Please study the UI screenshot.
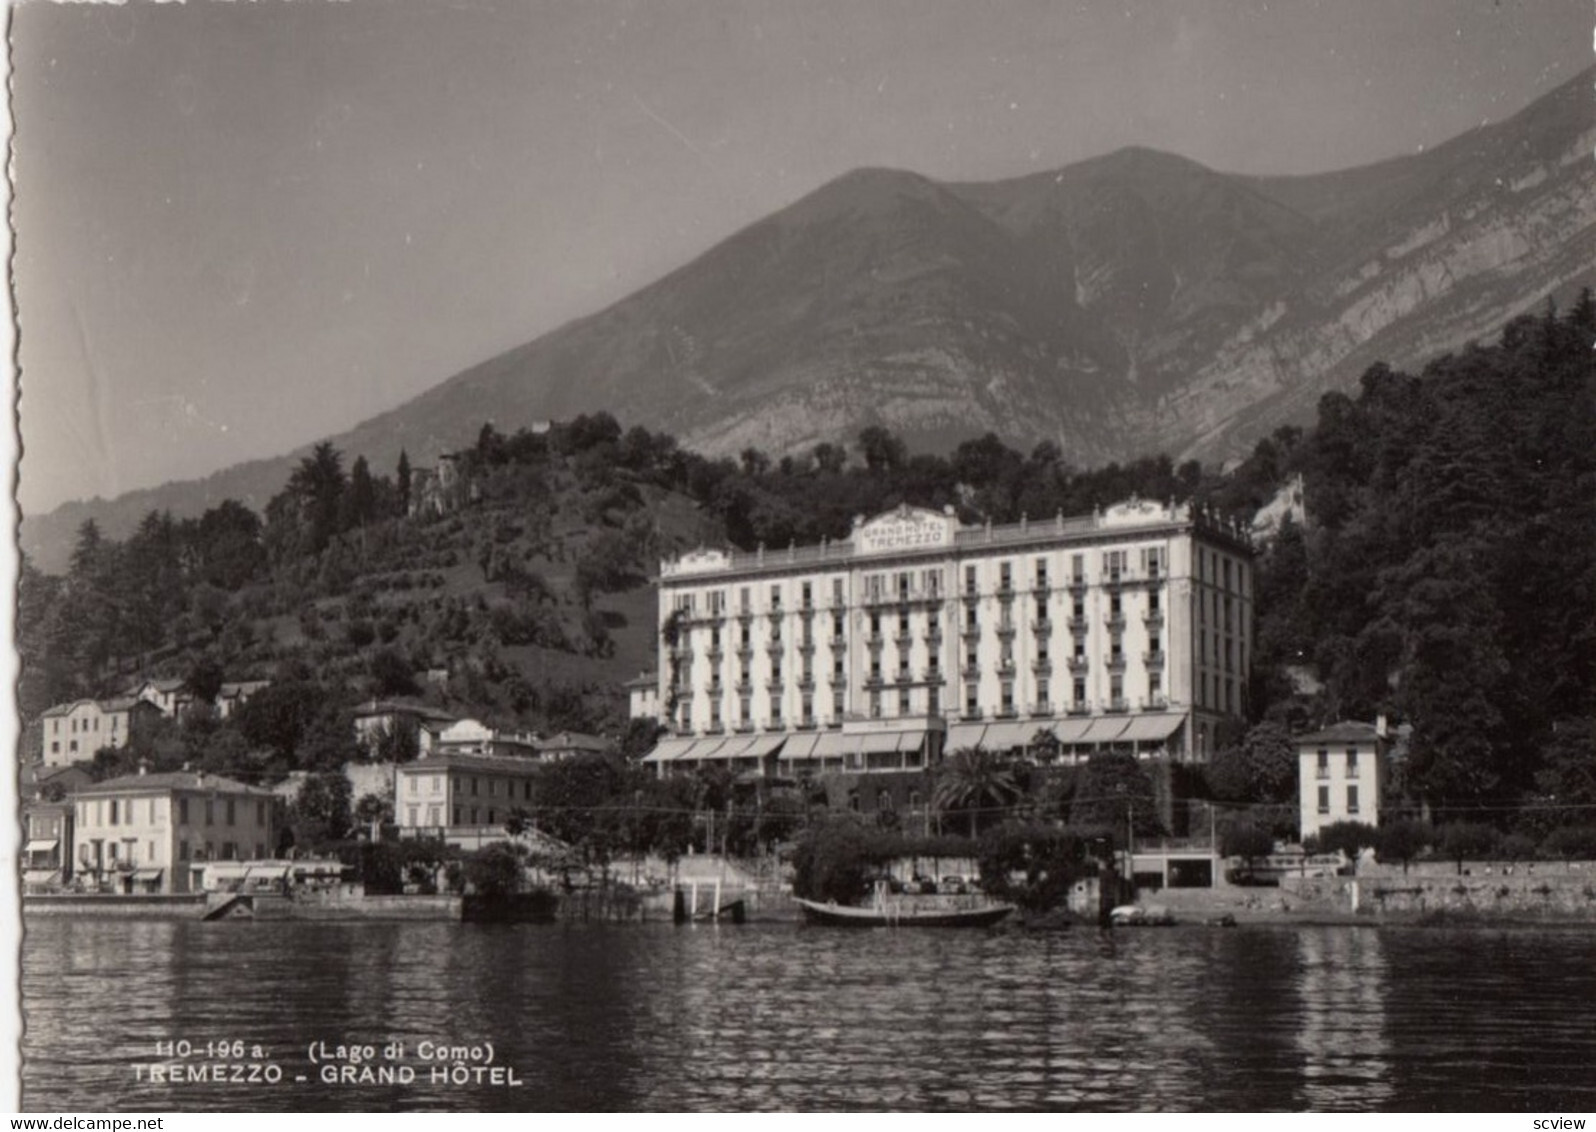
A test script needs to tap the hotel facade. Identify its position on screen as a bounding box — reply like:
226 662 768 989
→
643 499 1253 777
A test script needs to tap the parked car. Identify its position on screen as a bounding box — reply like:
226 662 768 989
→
907 874 938 895
940 874 968 895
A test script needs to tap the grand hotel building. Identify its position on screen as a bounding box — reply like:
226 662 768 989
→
642 499 1252 778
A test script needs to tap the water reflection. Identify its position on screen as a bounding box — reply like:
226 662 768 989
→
20 919 1596 1111
1294 928 1391 1110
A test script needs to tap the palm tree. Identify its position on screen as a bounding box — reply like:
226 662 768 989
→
933 747 1022 839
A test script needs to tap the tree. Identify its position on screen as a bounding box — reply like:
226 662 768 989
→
353 792 393 838
1069 753 1165 838
812 443 847 474
1206 722 1297 804
857 426 906 472
183 657 227 707
933 748 1022 838
791 817 890 904
1219 822 1276 870
464 842 523 897
1377 819 1432 874
1437 821 1499 875
396 449 413 516
292 772 353 848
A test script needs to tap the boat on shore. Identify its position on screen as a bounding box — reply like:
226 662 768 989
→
795 884 1016 928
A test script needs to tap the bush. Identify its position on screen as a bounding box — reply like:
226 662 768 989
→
1499 833 1539 861
1220 822 1276 864
790 819 894 904
1314 820 1380 859
975 823 1091 911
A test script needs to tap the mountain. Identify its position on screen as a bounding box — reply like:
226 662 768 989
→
22 68 1595 572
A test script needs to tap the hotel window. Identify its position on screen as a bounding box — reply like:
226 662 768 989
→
897 572 911 600
1149 590 1161 615
1144 547 1164 578
453 806 462 825
429 806 441 826
470 808 479 825
1317 749 1330 778
1073 677 1086 705
258 801 267 824
226 800 236 826
179 840 190 861
1037 678 1050 706
488 810 496 826
408 805 419 826
832 613 844 638
772 659 783 683
1317 786 1330 815
870 657 882 681
770 695 783 725
966 606 978 631
471 778 479 797
1149 672 1162 700
927 686 940 715
710 628 721 650
869 691 882 719
1001 683 1014 714
802 582 813 609
965 685 978 716
109 800 119 826
740 587 752 613
769 585 782 610
1072 597 1085 620
870 612 882 639
832 691 845 718
179 798 189 824
802 694 814 724
1035 557 1048 588
205 801 214 827
1346 749 1359 777
710 702 722 728
964 565 977 595
833 656 844 680
965 645 977 671
898 610 910 635
1110 676 1124 705
924 569 942 598
928 653 940 674
898 688 911 715
1105 550 1125 582
740 696 753 723
1346 785 1360 814
832 578 844 604
999 562 1012 591
1110 593 1122 617
741 623 752 647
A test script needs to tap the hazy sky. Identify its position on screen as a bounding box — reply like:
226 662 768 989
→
9 0 1590 514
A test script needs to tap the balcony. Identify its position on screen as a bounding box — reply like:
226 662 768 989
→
798 673 816 690
1032 618 1052 635
866 672 886 688
1104 611 1126 631
997 658 1017 675
996 620 1018 638
1029 702 1052 716
921 670 945 685
924 629 944 647
997 578 1014 596
829 636 848 652
1032 578 1050 595
796 717 818 731
961 625 982 643
1144 694 1169 710
960 708 985 722
1106 697 1129 713
894 632 914 650
736 643 754 659
1144 650 1166 668
733 720 755 734
961 664 982 680
735 678 753 693
707 645 724 663
995 705 1019 720
1316 766 1331 780
705 722 726 735
962 590 980 604
1106 652 1128 671
895 670 913 685
1032 658 1053 675
1144 609 1166 628
1068 616 1088 635
1066 655 1090 673
1067 575 1087 593
1066 702 1091 716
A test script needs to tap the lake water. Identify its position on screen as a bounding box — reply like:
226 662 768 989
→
20 918 1596 1111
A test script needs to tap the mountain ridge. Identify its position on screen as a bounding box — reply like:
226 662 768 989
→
22 66 1595 572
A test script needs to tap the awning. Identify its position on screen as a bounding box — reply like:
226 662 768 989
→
1052 718 1095 744
780 733 822 761
945 723 987 750
982 721 1039 749
22 869 58 884
858 729 924 755
1118 713 1187 743
743 735 787 759
131 868 164 881
24 839 58 854
696 735 753 760
641 737 698 764
811 732 857 759
1080 717 1132 742
245 864 292 880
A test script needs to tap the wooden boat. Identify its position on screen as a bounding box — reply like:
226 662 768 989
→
795 886 1016 928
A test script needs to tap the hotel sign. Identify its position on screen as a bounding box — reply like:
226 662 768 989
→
855 506 956 556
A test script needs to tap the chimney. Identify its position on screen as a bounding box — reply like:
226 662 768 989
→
1376 713 1389 740
196 771 206 788
138 761 147 777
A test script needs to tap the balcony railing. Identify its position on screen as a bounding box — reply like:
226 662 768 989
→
1144 650 1166 668
1032 659 1053 675
1106 652 1128 671
1106 697 1129 713
1068 616 1088 634
1144 609 1166 627
1029 702 1052 716
1066 702 1091 716
1033 618 1052 635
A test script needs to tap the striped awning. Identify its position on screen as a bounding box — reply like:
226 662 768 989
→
1118 713 1187 743
945 722 987 749
1052 718 1095 744
641 737 699 764
1080 717 1132 742
780 733 823 761
24 839 58 854
857 730 924 755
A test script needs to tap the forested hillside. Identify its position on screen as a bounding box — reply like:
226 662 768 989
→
16 297 1595 838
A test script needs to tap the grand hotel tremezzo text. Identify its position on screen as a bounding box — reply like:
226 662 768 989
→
642 499 1253 779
